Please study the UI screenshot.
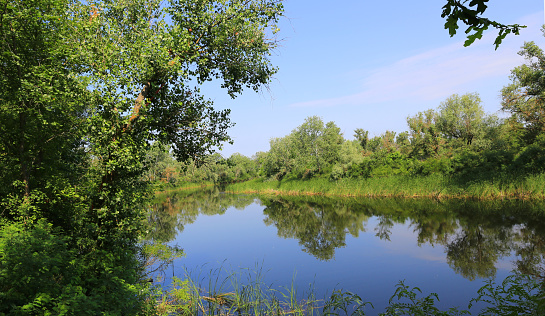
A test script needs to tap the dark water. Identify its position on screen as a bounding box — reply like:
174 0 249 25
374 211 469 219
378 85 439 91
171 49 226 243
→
147 187 545 314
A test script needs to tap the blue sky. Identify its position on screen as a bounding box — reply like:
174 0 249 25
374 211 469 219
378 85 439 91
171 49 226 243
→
203 0 544 158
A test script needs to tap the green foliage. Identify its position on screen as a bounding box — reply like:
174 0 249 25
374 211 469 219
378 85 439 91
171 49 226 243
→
0 0 283 313
407 109 444 159
0 220 146 315
381 281 469 316
261 117 344 180
512 134 545 175
437 93 484 146
322 290 371 315
502 39 545 145
419 156 452 176
354 129 369 150
441 0 526 49
470 273 545 315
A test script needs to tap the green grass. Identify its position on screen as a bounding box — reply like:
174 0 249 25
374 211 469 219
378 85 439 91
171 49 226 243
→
150 266 544 315
224 173 545 200
154 181 215 196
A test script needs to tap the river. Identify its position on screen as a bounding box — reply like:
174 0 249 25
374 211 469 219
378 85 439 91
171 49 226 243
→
147 187 545 314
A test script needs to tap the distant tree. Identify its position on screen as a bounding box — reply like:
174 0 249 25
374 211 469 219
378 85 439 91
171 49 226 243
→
291 116 343 176
262 135 296 180
381 130 397 152
396 131 411 155
437 93 485 146
501 40 545 145
407 109 444 158
367 135 382 153
322 121 345 165
227 153 257 180
354 128 369 150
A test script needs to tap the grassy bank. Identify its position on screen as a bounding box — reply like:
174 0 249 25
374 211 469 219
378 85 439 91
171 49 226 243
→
154 181 215 196
224 173 545 200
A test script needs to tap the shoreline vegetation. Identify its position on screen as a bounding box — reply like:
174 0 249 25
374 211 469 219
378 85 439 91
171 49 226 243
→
222 174 545 200
151 266 543 315
148 90 545 204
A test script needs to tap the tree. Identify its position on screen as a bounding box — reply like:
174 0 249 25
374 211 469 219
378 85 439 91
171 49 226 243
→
262 135 296 180
502 40 545 145
407 109 444 158
441 0 526 49
354 128 369 150
0 0 283 313
437 93 485 146
291 116 343 177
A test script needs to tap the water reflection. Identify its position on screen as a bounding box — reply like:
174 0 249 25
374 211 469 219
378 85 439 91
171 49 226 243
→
147 187 256 242
147 188 545 281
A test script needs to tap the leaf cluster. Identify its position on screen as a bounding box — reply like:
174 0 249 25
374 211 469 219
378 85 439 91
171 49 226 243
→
441 0 526 49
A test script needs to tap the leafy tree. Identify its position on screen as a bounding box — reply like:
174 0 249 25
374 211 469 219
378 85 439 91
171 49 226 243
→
380 130 397 153
290 116 343 177
291 116 326 175
354 128 369 150
396 131 411 155
262 135 296 180
0 0 283 313
437 93 485 146
144 142 180 185
322 121 344 165
407 109 444 159
502 40 545 145
366 135 383 153
262 116 344 180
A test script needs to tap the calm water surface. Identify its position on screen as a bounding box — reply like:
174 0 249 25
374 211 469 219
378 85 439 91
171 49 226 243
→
147 187 545 314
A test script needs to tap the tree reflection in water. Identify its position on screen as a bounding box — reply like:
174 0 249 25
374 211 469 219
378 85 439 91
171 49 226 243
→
148 189 545 281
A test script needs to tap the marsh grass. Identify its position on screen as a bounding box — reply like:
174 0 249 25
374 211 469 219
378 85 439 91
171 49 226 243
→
224 173 545 200
153 264 321 315
151 265 544 315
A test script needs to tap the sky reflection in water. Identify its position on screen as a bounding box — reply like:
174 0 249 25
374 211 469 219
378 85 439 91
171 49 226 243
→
148 188 545 313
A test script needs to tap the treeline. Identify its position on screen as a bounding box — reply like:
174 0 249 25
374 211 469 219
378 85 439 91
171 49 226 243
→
145 144 260 189
153 93 544 195
150 41 545 192
159 41 545 192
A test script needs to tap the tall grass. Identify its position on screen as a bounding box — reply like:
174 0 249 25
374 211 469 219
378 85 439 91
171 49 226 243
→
151 265 544 315
152 264 320 315
224 173 545 200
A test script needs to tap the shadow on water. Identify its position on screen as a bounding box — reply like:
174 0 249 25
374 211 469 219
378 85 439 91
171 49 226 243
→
147 187 545 281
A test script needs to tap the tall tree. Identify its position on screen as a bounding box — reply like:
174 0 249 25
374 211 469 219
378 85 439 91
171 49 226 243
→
0 0 283 313
354 128 369 150
291 116 342 176
437 93 485 146
502 40 545 145
407 109 444 158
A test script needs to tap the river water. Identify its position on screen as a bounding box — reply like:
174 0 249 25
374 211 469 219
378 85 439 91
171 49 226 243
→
147 187 545 314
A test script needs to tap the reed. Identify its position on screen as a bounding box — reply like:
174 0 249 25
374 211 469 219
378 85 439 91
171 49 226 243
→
151 265 543 315
224 173 545 200
153 263 320 315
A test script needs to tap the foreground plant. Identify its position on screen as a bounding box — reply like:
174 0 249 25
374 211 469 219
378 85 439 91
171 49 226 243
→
149 267 544 315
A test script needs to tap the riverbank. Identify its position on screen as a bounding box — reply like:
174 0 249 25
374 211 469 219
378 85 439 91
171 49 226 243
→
154 181 215 196
223 173 545 200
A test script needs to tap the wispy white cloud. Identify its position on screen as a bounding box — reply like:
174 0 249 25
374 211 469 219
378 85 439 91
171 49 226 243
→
291 13 543 108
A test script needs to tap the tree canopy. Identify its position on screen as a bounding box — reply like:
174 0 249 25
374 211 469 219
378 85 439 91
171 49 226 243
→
0 0 283 313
